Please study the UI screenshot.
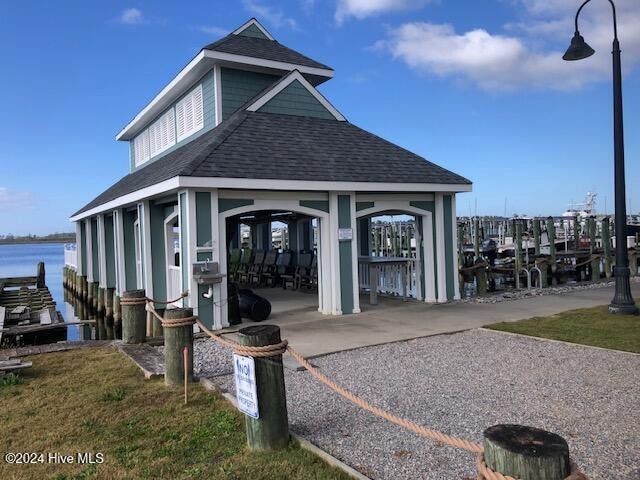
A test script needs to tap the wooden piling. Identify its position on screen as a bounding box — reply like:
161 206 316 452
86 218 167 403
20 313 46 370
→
87 281 95 313
602 217 612 278
36 261 45 288
514 221 523 288
237 325 289 451
163 308 194 386
113 294 122 340
105 288 115 340
483 424 570 480
473 217 480 259
98 287 105 317
532 219 541 256
546 217 557 286
475 259 487 295
629 249 638 276
121 289 147 344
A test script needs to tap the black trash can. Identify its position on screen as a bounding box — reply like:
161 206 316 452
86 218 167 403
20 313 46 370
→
227 283 241 326
238 289 271 322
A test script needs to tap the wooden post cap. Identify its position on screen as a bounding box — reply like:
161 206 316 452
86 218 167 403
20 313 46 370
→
484 424 569 480
122 289 146 298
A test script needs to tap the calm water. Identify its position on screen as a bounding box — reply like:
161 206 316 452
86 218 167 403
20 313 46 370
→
0 242 86 341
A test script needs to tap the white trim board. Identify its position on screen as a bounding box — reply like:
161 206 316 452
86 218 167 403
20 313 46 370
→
232 18 274 40
246 70 345 121
70 176 471 221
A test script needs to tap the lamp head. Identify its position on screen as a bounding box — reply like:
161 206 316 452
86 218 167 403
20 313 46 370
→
563 32 595 61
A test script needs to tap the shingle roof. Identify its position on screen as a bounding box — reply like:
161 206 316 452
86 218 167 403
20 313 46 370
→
73 112 470 217
203 34 332 71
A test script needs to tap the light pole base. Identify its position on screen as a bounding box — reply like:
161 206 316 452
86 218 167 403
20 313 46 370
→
608 267 638 315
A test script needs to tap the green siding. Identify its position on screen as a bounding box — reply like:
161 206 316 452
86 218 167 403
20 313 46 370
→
258 80 336 120
358 218 370 255
90 218 99 282
219 198 254 213
80 221 87 274
237 23 269 39
150 203 167 304
196 192 212 246
443 195 455 301
104 215 116 288
299 200 329 213
410 201 437 296
338 195 354 314
356 201 374 212
123 210 138 290
179 193 189 306
130 70 216 171
221 67 280 120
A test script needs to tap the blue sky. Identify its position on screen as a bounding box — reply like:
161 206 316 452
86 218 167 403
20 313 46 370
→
0 0 639 235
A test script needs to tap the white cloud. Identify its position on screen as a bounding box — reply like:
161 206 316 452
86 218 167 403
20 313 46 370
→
196 25 229 37
0 187 36 211
375 0 640 91
242 0 297 30
119 8 143 25
335 0 433 24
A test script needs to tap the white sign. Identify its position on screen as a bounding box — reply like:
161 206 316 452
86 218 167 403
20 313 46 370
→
338 228 353 241
233 354 259 419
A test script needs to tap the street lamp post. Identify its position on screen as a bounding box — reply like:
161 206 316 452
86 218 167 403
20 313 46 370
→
563 0 638 315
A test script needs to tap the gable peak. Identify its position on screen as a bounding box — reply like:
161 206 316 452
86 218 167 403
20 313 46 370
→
232 18 274 41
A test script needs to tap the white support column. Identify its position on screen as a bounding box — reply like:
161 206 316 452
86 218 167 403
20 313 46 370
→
414 218 424 301
97 214 107 288
451 194 461 300
328 192 342 315
140 201 154 299
318 216 332 314
210 189 224 329
423 213 436 302
75 222 84 276
349 193 361 314
186 190 198 314
114 209 126 295
434 193 447 302
85 219 94 282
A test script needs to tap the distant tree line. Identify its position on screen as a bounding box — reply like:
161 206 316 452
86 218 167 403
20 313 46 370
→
0 232 75 245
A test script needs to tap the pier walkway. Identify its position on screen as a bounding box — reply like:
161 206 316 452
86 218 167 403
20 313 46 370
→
246 282 640 359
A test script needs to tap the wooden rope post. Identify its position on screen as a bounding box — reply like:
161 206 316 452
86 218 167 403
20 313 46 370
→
121 289 147 344
163 308 194 386
483 424 570 480
97 287 105 317
113 294 122 340
237 325 289 451
533 218 541 256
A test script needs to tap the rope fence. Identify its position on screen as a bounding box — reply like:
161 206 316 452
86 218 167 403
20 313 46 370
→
142 298 589 480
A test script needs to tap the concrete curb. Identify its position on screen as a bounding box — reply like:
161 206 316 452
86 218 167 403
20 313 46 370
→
479 327 640 356
198 377 370 480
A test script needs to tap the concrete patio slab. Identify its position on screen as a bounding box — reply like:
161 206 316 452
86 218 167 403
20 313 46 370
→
239 283 640 358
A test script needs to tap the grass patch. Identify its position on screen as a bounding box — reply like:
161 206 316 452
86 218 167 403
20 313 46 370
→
486 303 640 353
100 387 126 402
0 348 351 480
0 373 24 387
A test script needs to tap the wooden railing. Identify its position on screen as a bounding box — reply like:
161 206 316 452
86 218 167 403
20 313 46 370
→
358 257 417 298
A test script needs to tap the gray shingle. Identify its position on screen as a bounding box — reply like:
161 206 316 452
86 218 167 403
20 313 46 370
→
73 112 470 217
204 34 332 71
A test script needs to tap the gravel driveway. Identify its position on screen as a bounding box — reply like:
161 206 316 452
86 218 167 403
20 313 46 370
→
193 330 640 480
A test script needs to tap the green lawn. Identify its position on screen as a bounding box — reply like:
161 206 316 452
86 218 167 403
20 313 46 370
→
0 348 351 480
487 304 640 353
